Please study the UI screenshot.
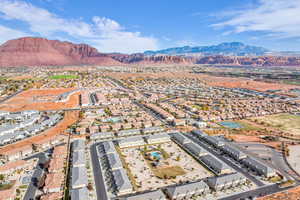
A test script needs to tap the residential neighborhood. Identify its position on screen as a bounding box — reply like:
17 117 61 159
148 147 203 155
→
0 66 299 200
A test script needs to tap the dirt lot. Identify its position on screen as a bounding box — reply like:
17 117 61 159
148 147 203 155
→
252 114 300 136
8 75 34 81
229 135 263 143
197 74 300 92
0 88 80 112
0 110 79 155
258 185 300 200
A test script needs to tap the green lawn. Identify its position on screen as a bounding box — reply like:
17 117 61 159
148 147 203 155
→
49 75 78 80
282 80 300 86
0 183 14 191
236 120 263 131
253 113 300 136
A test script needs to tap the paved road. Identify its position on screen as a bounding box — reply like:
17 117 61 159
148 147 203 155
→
0 90 23 104
90 143 108 200
237 142 299 181
185 134 265 187
220 183 297 200
23 153 48 200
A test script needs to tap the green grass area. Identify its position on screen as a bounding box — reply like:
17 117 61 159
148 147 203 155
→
19 185 28 189
192 104 202 109
268 176 282 183
281 80 300 86
0 183 14 191
49 74 78 80
236 120 263 131
253 113 300 135
279 180 295 188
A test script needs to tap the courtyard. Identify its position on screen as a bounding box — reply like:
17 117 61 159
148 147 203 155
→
120 141 212 192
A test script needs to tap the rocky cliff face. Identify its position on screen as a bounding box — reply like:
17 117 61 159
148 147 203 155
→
0 37 300 67
112 54 195 64
0 37 121 67
196 55 300 66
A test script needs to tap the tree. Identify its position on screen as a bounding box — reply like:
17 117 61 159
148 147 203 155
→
32 144 38 152
143 146 148 153
79 111 84 119
0 174 4 181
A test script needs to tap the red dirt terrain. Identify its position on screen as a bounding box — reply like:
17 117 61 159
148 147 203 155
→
258 185 300 200
0 88 80 112
197 74 300 92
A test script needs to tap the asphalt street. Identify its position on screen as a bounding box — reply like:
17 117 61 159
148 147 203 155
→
237 142 299 181
0 90 23 104
220 183 298 200
90 143 109 200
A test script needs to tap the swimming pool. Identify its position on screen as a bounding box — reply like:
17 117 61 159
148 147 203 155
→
219 121 243 129
150 152 161 159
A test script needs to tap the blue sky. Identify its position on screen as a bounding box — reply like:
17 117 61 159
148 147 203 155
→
0 0 299 53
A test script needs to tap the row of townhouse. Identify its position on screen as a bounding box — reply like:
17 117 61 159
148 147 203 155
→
90 126 165 140
0 113 40 136
164 172 247 200
116 126 164 137
165 180 210 200
97 120 162 133
159 102 187 119
207 172 247 191
0 113 62 146
172 133 233 175
118 134 171 148
70 139 89 200
144 103 175 121
0 110 39 120
123 189 166 200
192 130 277 178
98 141 133 195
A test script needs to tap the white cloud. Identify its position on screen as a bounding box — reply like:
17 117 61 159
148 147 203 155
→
93 16 122 33
91 16 158 52
0 25 27 44
212 0 300 38
0 0 159 53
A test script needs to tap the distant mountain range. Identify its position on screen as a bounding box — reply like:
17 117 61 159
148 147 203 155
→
144 42 269 56
0 37 300 67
